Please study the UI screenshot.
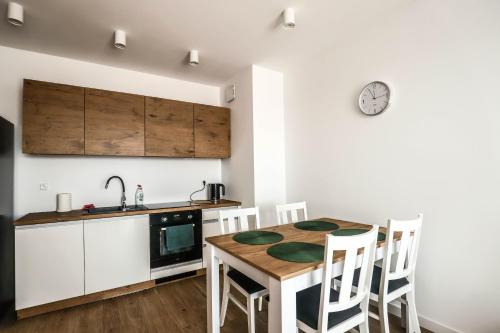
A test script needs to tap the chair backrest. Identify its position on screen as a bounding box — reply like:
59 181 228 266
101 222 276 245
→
218 207 261 235
317 225 379 332
276 201 308 225
380 214 423 292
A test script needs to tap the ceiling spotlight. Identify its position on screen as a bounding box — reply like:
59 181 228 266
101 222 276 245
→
282 8 296 28
114 30 126 49
189 50 199 66
7 2 24 26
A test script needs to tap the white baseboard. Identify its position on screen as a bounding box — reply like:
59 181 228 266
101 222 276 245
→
387 303 461 333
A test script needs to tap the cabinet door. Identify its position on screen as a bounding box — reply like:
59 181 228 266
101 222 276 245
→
202 219 220 268
15 221 84 309
145 97 194 157
23 79 84 155
201 206 238 267
84 215 150 294
85 88 145 156
194 104 230 158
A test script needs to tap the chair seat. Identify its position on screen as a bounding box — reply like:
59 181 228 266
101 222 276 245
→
337 265 409 294
227 269 266 294
296 283 362 330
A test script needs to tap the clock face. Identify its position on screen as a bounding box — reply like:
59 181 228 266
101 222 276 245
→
358 81 391 116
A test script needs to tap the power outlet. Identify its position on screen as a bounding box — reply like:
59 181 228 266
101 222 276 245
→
39 183 49 191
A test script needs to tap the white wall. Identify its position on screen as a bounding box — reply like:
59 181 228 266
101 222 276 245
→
252 66 286 226
0 46 222 218
221 65 286 226
284 0 500 332
221 67 255 209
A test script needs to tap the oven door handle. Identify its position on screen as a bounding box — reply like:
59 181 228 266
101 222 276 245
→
160 227 167 252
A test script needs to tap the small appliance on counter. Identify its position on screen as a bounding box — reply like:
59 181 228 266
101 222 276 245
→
207 183 225 203
56 193 72 212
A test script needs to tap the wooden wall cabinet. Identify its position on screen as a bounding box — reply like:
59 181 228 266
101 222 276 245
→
194 104 230 158
23 79 84 155
22 80 231 158
85 88 145 156
145 97 194 157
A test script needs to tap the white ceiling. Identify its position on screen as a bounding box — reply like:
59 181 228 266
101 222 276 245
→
0 0 407 85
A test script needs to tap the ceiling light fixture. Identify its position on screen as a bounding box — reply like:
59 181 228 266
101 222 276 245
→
7 2 24 26
282 8 296 28
114 30 126 49
189 50 199 66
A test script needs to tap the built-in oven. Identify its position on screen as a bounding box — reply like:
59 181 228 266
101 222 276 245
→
150 209 202 270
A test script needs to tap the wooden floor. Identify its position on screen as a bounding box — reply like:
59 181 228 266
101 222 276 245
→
5 275 431 333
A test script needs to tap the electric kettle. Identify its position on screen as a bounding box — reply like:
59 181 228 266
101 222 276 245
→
207 183 225 203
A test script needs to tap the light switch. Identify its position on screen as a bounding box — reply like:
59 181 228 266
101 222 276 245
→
40 183 49 191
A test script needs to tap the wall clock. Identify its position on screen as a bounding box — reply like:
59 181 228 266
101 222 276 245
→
358 81 391 116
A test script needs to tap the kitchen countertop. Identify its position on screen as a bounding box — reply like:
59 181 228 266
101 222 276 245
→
15 199 242 226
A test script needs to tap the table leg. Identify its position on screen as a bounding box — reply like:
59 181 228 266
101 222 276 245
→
207 245 220 333
268 277 297 333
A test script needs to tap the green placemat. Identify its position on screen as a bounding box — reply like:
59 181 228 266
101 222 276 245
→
267 242 325 263
233 231 284 245
294 220 339 231
332 228 386 241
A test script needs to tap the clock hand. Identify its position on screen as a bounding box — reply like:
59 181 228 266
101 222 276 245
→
374 94 387 99
368 89 375 99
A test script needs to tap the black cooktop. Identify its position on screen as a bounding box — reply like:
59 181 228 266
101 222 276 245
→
145 201 195 210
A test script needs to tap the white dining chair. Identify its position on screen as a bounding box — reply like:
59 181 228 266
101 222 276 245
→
296 225 379 333
335 214 423 333
377 214 423 333
218 207 269 333
276 201 308 225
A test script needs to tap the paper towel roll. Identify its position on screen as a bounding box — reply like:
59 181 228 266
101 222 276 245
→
57 193 72 212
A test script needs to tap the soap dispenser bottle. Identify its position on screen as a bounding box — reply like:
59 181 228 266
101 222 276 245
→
135 185 144 207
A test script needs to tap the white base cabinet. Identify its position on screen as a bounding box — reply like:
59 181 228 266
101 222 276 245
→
202 219 221 268
15 206 238 310
84 215 150 294
201 206 239 268
15 221 85 310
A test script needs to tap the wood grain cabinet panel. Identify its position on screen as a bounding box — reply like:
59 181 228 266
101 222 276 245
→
23 79 85 155
145 97 194 157
22 80 231 158
194 104 230 158
85 89 145 156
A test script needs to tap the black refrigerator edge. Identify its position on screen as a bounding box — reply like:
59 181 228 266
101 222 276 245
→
0 116 15 327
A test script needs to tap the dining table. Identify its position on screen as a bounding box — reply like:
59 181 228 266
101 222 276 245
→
206 217 401 333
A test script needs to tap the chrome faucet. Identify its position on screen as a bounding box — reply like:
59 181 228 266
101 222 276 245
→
105 176 127 211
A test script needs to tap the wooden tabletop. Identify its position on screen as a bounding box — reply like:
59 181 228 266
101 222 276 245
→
206 218 393 281
15 199 241 226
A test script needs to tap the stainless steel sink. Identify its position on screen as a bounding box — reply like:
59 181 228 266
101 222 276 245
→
87 205 147 215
